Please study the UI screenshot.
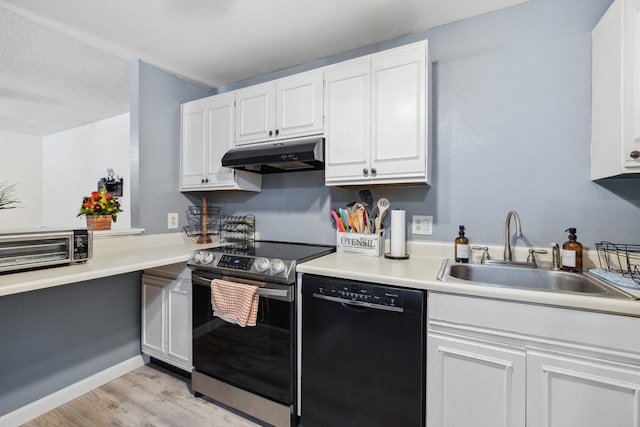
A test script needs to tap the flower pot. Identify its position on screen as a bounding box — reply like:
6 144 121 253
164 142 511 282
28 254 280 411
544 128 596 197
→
86 215 112 230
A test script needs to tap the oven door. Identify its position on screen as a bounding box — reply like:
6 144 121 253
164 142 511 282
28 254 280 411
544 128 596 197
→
192 271 295 405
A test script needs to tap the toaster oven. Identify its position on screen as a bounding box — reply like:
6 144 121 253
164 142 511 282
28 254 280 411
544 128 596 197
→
0 229 92 273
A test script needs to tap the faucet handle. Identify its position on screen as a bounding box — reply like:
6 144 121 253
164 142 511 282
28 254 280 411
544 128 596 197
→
472 246 492 264
550 242 561 270
526 248 548 267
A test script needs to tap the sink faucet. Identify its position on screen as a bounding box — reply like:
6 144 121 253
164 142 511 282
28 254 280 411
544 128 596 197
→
503 210 522 262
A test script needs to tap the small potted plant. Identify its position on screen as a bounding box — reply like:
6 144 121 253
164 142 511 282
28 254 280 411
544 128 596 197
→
77 184 123 230
0 180 20 210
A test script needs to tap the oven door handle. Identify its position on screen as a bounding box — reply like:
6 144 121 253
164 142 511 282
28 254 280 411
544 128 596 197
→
256 287 291 300
192 274 293 302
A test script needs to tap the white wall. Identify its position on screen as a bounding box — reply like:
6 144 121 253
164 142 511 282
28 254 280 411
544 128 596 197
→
0 129 43 230
42 113 131 229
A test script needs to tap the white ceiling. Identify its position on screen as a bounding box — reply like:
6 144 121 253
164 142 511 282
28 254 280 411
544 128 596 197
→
0 0 529 137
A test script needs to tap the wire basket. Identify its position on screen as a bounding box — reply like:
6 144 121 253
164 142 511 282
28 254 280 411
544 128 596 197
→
182 205 222 243
182 225 219 242
186 205 221 226
595 242 640 284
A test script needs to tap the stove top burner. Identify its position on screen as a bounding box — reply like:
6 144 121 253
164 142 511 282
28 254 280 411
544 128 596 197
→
188 240 335 284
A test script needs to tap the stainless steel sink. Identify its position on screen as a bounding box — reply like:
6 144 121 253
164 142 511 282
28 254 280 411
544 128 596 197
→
437 260 637 300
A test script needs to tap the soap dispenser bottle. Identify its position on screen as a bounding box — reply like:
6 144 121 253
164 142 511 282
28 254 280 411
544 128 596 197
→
455 225 470 263
561 227 583 272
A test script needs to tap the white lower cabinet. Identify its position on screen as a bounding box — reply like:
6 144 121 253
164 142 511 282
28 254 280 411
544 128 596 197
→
427 333 525 427
141 266 192 371
427 293 640 427
527 349 640 427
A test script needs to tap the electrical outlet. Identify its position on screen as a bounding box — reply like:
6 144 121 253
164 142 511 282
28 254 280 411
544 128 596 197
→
412 215 433 235
168 213 179 229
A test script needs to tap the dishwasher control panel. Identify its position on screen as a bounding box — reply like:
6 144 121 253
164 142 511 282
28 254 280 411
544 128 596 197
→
305 274 425 315
314 283 403 308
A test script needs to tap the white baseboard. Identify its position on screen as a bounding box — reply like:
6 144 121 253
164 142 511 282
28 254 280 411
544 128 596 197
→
0 354 149 427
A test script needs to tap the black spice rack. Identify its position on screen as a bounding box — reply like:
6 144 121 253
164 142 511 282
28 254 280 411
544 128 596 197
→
595 241 640 284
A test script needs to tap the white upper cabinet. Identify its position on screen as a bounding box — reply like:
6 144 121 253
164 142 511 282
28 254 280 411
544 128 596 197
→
180 93 261 191
234 82 275 144
592 0 640 179
324 57 371 182
235 70 324 145
324 40 430 186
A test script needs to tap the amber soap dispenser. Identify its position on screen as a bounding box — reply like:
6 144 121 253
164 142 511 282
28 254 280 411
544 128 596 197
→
561 227 583 272
455 225 470 263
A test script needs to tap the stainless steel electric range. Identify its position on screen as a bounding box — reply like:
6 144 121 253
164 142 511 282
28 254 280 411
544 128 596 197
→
188 241 335 427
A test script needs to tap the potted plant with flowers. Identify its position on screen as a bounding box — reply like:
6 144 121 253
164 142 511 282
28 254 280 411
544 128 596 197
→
77 184 123 230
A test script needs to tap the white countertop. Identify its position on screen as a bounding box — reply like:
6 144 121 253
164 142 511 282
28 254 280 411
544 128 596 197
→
4 235 640 317
296 241 640 317
0 233 215 297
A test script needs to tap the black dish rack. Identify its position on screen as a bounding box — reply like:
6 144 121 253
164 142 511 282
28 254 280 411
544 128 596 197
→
595 242 640 284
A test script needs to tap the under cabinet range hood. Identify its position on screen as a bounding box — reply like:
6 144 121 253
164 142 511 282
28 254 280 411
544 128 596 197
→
221 136 324 174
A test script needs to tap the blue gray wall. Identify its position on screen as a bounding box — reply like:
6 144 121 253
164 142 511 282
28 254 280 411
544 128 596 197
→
131 60 211 234
0 273 141 416
0 63 211 418
196 0 640 249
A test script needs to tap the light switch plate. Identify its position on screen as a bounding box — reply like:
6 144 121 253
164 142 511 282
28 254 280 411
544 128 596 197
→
412 215 433 235
168 213 179 229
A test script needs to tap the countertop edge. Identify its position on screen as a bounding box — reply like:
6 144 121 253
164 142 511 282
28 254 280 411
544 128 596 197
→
0 233 214 297
297 253 640 318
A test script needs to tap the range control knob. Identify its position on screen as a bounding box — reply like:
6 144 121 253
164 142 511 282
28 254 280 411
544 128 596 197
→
201 251 214 265
192 250 206 264
270 259 286 274
254 257 271 272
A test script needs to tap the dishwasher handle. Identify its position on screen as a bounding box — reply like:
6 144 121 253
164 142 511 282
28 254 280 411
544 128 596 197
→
312 293 404 313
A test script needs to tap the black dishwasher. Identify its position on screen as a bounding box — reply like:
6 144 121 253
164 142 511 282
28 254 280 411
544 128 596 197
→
301 274 425 427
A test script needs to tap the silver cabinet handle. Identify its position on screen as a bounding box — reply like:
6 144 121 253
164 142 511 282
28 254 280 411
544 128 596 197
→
630 150 640 159
363 168 369 177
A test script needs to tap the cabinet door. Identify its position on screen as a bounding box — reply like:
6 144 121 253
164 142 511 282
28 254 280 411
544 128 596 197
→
235 82 275 144
141 277 166 356
204 92 237 188
623 0 640 170
180 102 207 188
167 279 192 370
276 70 324 139
592 0 640 178
527 349 640 427
427 332 526 427
371 42 428 184
324 57 371 185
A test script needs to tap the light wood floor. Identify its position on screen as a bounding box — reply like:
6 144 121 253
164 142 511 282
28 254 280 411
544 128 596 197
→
22 364 262 427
